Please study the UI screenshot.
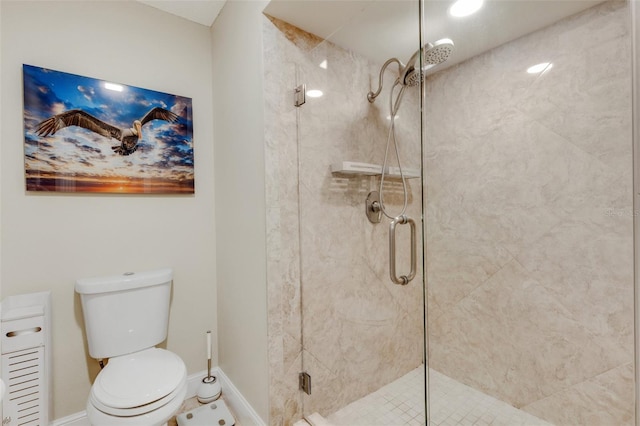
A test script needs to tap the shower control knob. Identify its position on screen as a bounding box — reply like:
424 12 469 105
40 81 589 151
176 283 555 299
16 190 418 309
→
366 191 382 224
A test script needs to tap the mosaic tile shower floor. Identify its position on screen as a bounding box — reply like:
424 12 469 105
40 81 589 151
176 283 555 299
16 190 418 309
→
327 365 552 426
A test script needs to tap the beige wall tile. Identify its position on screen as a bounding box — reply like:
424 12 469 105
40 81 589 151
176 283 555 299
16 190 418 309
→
426 2 633 423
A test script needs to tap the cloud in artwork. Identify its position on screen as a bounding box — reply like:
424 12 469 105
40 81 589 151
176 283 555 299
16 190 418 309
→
77 85 95 102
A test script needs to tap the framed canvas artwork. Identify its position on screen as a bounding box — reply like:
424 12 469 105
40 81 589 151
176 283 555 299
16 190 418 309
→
22 64 194 194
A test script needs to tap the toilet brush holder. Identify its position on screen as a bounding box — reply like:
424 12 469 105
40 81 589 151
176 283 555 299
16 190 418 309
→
196 375 221 404
197 330 221 403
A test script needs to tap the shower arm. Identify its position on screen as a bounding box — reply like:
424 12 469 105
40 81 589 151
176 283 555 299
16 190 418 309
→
367 58 403 103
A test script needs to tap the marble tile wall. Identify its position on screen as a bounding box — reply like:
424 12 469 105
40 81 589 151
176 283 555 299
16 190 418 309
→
263 15 425 426
425 1 634 424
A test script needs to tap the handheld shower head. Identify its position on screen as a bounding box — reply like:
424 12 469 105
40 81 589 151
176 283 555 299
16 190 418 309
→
424 38 455 64
400 38 454 86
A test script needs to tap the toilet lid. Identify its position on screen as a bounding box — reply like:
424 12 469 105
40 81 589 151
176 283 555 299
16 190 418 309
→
90 375 186 417
92 348 186 409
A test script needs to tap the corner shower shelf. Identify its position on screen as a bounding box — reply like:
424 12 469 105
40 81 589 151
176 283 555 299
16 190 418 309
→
330 161 420 179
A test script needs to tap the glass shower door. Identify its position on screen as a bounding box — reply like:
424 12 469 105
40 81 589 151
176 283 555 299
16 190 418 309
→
263 1 428 423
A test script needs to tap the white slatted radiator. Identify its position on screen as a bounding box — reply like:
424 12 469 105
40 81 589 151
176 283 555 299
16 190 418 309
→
1 292 52 426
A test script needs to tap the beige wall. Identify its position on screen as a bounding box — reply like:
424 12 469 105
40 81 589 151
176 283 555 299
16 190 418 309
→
425 1 634 424
0 1 216 419
263 16 425 424
210 1 270 422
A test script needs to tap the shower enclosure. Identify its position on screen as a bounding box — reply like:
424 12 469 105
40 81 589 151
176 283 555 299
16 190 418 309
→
263 0 635 424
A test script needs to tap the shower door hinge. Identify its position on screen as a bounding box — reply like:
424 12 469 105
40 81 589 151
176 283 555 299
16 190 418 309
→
299 371 312 395
294 84 306 107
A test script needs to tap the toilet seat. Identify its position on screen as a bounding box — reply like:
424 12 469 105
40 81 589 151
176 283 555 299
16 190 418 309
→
90 348 186 417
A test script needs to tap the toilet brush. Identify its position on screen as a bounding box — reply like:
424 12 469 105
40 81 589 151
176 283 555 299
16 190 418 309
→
197 330 222 403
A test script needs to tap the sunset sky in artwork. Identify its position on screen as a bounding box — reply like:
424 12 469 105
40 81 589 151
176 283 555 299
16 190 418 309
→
22 65 194 193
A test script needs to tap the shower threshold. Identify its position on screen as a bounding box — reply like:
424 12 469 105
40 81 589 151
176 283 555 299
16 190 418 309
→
327 365 552 426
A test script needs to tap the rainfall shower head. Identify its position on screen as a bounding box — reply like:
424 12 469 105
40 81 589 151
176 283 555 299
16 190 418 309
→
400 38 455 86
366 38 454 103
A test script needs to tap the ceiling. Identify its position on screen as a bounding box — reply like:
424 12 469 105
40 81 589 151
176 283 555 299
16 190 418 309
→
263 0 605 69
139 0 605 68
137 0 226 27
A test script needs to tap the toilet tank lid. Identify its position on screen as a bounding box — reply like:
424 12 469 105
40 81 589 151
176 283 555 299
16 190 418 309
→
75 268 173 294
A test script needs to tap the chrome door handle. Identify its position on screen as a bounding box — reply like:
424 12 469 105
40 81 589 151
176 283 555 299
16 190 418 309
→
389 215 416 285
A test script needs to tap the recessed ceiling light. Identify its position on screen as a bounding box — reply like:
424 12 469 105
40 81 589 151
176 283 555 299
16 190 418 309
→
306 89 323 98
449 0 484 17
319 60 328 69
527 62 553 74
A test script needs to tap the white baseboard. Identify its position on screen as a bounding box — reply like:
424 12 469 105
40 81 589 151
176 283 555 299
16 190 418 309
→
51 411 90 426
215 368 266 426
53 367 265 426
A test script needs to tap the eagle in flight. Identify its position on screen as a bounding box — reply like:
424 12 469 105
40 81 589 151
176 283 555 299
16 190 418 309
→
36 107 179 156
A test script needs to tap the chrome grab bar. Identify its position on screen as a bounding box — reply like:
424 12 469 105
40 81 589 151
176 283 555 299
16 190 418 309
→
389 215 416 285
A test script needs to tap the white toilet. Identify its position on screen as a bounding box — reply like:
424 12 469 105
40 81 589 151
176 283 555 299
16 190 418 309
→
76 268 187 426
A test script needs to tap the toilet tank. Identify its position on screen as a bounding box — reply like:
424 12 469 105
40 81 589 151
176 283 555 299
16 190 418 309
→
75 268 173 359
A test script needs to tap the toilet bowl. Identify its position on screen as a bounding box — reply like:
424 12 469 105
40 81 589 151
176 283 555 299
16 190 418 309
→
76 269 187 426
86 348 187 425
